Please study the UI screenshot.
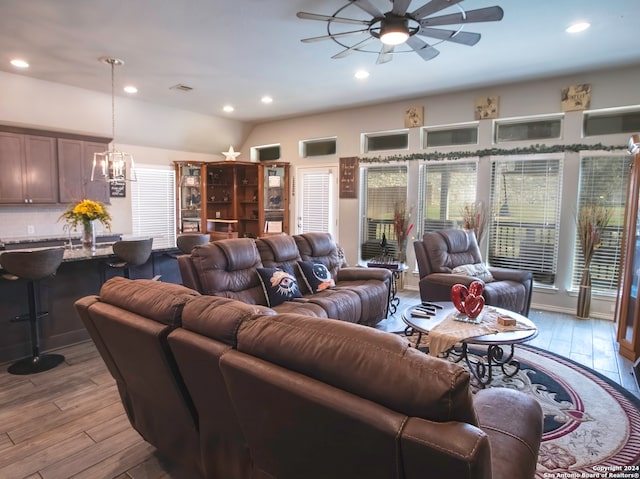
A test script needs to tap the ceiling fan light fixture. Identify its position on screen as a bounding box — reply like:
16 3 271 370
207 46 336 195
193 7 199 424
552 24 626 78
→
380 17 409 46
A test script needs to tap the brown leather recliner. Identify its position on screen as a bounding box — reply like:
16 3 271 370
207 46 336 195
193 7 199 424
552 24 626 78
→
414 229 533 316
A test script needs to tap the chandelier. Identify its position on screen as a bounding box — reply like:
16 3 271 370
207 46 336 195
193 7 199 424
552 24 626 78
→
91 56 136 182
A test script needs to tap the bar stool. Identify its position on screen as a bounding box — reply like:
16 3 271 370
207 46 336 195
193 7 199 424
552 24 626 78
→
176 233 210 254
103 238 154 280
0 247 65 375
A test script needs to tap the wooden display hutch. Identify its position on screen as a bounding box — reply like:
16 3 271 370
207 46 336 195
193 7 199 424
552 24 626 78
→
174 161 206 234
616 135 640 371
205 161 289 239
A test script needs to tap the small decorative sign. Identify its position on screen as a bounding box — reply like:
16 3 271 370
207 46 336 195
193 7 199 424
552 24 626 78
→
109 180 126 198
339 157 358 199
475 96 499 120
404 106 424 128
561 83 592 111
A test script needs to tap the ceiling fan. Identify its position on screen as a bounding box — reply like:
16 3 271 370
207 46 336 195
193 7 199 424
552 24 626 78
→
297 0 504 64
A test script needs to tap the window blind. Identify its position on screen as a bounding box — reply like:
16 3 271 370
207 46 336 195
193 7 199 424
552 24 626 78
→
418 160 478 235
571 154 631 293
360 165 407 260
299 170 332 233
131 166 176 249
488 157 563 285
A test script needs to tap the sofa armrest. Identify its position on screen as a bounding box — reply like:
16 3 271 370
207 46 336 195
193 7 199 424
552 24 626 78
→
336 266 392 284
474 388 542 479
401 417 492 479
178 255 203 293
488 267 532 284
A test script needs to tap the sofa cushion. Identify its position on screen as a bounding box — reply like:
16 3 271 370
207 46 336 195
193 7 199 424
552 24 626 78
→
297 261 335 294
257 266 303 307
181 295 276 347
236 313 478 425
99 276 199 327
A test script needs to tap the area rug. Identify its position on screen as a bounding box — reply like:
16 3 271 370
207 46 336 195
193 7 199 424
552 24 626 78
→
419 343 640 475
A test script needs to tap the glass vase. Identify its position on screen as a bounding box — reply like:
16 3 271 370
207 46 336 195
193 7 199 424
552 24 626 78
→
576 267 591 319
82 220 96 252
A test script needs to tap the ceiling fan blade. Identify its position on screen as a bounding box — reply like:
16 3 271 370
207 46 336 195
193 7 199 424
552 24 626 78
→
349 0 385 18
297 11 371 26
332 37 377 59
302 29 370 43
411 0 464 20
420 6 504 27
376 44 395 64
391 0 413 16
406 36 440 61
417 27 481 46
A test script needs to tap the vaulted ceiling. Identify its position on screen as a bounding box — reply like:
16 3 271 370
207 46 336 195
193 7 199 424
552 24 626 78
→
1 0 639 123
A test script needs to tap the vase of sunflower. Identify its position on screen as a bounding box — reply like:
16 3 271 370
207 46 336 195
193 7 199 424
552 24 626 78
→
59 199 112 251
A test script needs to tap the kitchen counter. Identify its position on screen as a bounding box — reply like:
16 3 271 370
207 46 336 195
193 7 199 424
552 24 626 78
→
0 242 183 365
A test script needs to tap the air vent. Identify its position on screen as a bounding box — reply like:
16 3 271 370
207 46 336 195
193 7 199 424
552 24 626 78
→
170 84 193 92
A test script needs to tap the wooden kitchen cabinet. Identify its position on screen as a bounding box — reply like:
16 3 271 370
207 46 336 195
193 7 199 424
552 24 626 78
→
0 132 58 204
58 138 110 204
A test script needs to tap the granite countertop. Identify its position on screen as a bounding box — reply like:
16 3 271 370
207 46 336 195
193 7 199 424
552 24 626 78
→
0 242 179 263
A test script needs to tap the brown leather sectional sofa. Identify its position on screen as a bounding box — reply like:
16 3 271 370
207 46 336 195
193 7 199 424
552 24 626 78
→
178 232 392 326
75 276 543 479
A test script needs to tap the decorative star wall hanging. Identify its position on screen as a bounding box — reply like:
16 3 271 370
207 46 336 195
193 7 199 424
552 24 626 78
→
222 146 240 161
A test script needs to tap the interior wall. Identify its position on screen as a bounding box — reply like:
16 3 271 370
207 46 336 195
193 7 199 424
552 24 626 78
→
239 64 640 319
0 70 252 154
0 70 249 239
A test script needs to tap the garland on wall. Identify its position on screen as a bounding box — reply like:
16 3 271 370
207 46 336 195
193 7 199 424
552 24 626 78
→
359 143 626 164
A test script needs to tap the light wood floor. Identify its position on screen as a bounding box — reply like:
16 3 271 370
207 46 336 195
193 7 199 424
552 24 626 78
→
0 289 638 478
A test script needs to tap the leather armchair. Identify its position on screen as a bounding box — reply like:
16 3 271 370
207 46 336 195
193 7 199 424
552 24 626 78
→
414 228 533 316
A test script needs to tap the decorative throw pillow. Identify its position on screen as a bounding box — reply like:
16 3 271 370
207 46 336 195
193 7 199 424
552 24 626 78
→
451 263 494 282
256 266 302 307
297 261 335 294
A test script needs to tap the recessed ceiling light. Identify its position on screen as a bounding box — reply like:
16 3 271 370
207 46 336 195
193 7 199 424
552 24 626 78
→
10 59 29 68
261 96 273 104
566 22 590 33
223 105 235 113
123 85 138 94
355 70 369 79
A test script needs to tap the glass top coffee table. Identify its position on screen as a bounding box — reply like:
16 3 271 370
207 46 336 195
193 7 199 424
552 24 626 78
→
402 302 538 387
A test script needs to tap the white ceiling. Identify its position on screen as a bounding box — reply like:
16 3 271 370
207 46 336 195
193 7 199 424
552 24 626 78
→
1 0 639 123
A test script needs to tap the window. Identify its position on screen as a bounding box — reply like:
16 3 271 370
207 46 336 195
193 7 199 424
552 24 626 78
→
252 144 281 162
495 116 562 142
363 131 409 152
417 161 478 234
571 154 631 293
488 156 563 285
423 125 478 148
583 107 640 136
301 137 337 157
297 168 334 235
131 166 176 249
360 165 407 260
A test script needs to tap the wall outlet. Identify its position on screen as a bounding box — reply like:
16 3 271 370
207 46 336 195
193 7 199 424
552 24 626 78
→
27 225 35 235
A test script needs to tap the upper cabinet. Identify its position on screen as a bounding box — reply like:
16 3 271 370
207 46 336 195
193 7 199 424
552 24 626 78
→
58 139 110 204
0 132 58 204
0 126 111 206
175 161 206 234
203 161 289 239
